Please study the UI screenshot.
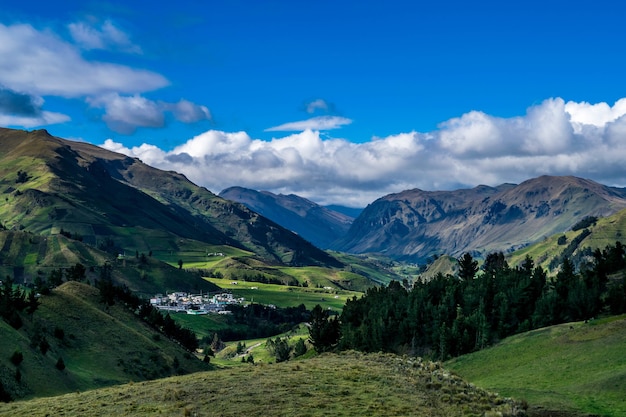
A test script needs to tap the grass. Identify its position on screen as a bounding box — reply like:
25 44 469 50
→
204 277 362 312
446 315 626 417
0 351 527 417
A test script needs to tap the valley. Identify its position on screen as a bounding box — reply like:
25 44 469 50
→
0 127 625 416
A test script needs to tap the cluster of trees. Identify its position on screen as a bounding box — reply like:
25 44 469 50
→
339 242 626 360
216 303 311 341
34 263 87 294
0 277 39 329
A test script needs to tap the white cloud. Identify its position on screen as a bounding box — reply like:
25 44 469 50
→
68 20 142 54
305 99 330 114
88 94 212 134
265 116 352 132
102 97 626 207
0 23 167 98
167 99 212 123
89 94 164 134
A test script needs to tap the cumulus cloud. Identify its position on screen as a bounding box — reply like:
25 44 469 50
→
0 23 167 98
166 99 212 123
101 97 626 207
265 116 352 132
89 94 211 134
68 20 142 53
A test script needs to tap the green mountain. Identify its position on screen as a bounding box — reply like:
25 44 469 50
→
0 128 343 286
0 281 209 401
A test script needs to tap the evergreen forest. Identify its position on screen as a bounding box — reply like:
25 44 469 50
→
339 242 626 360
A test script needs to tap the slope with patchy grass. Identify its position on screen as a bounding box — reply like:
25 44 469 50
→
0 352 527 417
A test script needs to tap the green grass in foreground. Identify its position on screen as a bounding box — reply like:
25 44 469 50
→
205 277 362 312
446 315 626 417
0 352 526 417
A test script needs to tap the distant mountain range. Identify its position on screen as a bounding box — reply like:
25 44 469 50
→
219 187 355 248
334 176 626 263
221 175 626 265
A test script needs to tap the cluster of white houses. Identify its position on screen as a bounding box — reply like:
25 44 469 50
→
150 291 245 315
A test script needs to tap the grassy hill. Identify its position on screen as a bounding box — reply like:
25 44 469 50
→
507 208 626 273
0 351 527 417
0 281 209 401
446 315 626 417
0 127 342 270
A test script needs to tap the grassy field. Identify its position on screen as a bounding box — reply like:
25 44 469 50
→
204 277 362 312
446 315 626 417
0 351 527 417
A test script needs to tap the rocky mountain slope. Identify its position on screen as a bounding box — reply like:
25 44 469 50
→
333 176 626 263
220 186 354 248
0 128 342 270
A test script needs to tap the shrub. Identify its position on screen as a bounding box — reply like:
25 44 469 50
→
10 350 23 366
54 326 65 340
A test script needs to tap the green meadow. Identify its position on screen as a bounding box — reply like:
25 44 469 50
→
446 315 626 417
204 277 362 312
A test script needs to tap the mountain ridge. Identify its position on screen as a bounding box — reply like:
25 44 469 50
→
333 175 626 263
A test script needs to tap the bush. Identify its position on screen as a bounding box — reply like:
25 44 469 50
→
10 350 23 366
54 326 65 340
56 357 65 371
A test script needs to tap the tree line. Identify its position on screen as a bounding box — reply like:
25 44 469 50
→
338 242 626 360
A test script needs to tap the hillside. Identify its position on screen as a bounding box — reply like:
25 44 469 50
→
446 315 626 417
0 281 209 401
334 176 626 263
507 207 626 273
0 127 342 271
0 351 527 416
0 129 340 274
0 229 220 297
220 186 354 248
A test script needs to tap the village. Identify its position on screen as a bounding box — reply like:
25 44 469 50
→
149 289 245 315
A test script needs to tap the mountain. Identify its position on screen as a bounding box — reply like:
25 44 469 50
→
0 128 342 275
220 186 354 248
333 175 626 263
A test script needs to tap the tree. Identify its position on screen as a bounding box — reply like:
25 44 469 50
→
294 338 307 357
458 253 479 281
26 290 39 316
10 350 23 366
267 337 292 362
309 304 341 353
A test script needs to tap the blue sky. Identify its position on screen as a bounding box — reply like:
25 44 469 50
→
2 0 626 206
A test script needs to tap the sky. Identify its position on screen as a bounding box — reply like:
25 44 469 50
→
2 0 626 207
